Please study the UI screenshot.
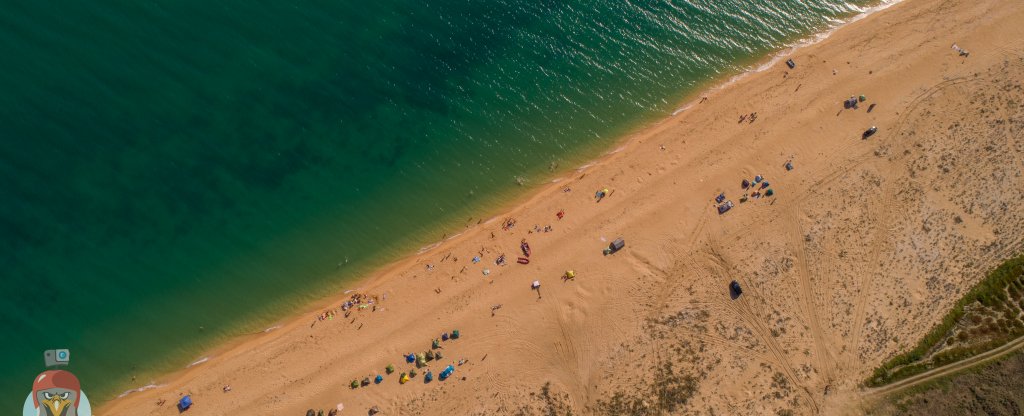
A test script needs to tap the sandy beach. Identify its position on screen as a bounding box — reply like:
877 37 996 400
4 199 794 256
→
99 0 1024 414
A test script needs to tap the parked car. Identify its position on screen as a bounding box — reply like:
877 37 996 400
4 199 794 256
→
862 126 878 139
729 281 743 299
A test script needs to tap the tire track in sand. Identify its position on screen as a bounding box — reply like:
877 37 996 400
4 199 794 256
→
642 212 709 387
846 78 977 368
784 210 839 385
705 239 820 414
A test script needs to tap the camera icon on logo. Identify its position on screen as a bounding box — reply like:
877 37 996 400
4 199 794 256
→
43 349 70 367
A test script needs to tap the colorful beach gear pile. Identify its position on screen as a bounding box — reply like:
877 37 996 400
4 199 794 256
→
720 172 779 213
518 239 532 264
740 174 775 200
349 328 464 392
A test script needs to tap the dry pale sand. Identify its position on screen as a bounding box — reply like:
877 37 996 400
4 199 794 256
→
100 0 1024 414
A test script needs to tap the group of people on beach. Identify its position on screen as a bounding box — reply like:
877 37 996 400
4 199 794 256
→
739 174 775 202
530 224 553 233
716 171 781 214
315 292 380 323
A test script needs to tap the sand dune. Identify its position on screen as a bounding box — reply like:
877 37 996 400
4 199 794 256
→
100 0 1024 414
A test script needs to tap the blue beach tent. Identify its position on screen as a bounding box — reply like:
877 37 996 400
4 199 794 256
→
406 353 416 363
439 364 455 381
178 395 193 411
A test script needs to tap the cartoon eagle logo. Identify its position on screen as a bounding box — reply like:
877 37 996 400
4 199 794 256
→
30 370 83 416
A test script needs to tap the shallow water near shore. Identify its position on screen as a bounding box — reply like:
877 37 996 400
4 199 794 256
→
0 0 876 407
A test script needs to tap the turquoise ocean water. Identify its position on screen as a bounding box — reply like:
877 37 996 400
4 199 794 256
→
0 0 874 408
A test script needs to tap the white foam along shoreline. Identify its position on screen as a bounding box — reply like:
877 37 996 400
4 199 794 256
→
116 383 163 399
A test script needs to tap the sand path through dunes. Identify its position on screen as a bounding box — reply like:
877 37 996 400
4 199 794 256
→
861 336 1024 400
864 334 1024 399
100 0 1024 414
824 335 1024 414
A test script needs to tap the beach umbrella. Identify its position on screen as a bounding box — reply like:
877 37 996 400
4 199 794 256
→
336 403 345 413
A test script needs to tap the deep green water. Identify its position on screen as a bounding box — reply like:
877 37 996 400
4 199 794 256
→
0 0 875 408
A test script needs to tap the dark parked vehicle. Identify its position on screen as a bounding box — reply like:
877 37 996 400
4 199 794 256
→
862 126 878 139
603 237 625 255
729 281 743 299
